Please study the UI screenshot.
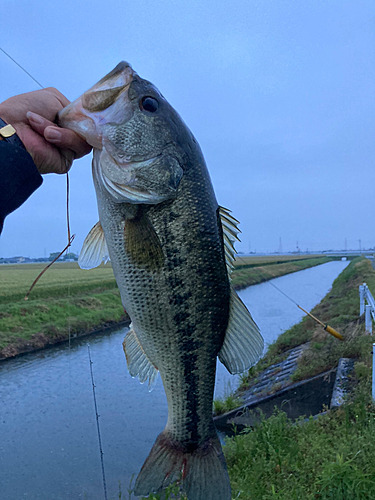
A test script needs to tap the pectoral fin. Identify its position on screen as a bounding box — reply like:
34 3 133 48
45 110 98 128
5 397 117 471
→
218 287 264 374
124 209 164 269
78 221 110 270
123 324 159 391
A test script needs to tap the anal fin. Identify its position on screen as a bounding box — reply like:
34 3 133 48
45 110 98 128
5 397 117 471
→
123 324 159 391
218 286 264 374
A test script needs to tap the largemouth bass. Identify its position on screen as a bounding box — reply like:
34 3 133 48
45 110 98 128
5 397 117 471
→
58 62 263 500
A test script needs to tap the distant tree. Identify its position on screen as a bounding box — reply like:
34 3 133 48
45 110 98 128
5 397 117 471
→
49 252 61 261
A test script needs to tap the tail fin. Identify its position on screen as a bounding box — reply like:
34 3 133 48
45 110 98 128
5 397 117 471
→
134 430 231 500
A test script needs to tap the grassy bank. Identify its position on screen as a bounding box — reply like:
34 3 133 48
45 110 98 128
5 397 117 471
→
239 257 374 388
225 257 375 500
0 262 127 358
141 257 375 500
225 385 375 500
0 255 337 358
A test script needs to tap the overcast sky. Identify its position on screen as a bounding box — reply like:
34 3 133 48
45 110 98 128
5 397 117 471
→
0 0 374 257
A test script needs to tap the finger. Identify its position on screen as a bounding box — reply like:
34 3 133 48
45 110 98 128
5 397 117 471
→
44 87 71 108
31 143 74 175
28 140 67 175
27 112 92 159
27 111 55 135
44 125 92 159
58 150 75 175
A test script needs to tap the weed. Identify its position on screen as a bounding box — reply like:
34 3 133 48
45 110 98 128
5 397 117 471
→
354 361 371 379
224 387 375 500
140 480 187 499
317 453 375 499
213 393 243 416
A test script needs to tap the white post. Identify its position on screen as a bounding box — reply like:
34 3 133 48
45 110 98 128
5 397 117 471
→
373 343 375 403
360 284 365 316
366 305 373 334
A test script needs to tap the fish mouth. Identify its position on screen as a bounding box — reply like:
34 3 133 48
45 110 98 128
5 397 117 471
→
57 62 135 149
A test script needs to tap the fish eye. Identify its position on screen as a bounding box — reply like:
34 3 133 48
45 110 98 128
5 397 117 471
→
140 96 159 113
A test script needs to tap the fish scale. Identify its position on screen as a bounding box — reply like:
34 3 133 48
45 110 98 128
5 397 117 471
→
58 61 264 500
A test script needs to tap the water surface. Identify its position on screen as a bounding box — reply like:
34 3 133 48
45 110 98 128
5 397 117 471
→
0 260 348 499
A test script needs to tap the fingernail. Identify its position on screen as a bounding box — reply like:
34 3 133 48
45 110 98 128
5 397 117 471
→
26 111 43 125
45 128 61 142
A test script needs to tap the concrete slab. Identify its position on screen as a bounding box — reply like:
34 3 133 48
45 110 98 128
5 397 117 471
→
214 350 355 435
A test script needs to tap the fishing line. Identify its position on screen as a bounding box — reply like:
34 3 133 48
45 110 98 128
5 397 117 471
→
0 45 75 297
87 343 108 500
0 46 44 89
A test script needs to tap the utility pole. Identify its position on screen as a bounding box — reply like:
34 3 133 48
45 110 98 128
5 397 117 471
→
359 239 362 253
344 238 347 252
278 237 282 254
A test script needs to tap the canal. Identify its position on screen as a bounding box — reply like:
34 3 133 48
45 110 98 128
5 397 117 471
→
0 260 348 499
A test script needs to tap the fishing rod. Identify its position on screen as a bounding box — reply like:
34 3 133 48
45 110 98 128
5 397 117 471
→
236 255 344 341
265 275 343 341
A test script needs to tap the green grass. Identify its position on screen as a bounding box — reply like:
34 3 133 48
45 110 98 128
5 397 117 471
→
0 261 118 303
225 383 375 500
233 254 334 268
213 393 243 416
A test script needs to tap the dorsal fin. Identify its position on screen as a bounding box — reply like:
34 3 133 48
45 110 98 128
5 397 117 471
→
123 324 159 391
219 206 241 275
78 221 110 270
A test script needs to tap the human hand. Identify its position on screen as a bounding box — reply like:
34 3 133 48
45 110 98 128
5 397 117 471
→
0 88 92 174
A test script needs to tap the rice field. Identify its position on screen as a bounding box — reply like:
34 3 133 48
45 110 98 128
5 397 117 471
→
0 261 116 303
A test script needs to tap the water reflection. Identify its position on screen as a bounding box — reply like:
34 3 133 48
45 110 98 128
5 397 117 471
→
0 260 348 499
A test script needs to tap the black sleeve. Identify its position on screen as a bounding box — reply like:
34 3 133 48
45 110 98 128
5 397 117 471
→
0 141 43 234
